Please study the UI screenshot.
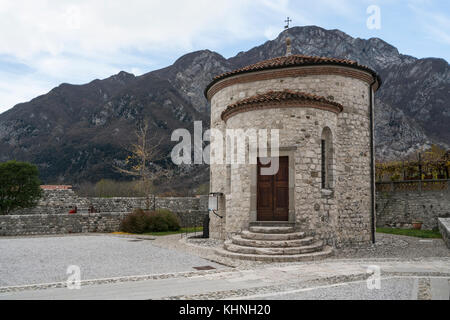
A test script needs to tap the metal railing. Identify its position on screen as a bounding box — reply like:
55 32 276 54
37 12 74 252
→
376 179 450 192
180 212 209 239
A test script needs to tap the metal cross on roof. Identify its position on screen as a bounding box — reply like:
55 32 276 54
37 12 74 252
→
284 17 292 29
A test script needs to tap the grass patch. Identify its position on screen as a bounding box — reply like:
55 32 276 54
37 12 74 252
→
376 227 442 239
142 227 203 237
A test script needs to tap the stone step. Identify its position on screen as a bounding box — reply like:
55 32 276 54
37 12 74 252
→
215 246 333 262
248 226 295 234
231 235 315 248
249 221 296 228
224 240 324 255
241 230 305 241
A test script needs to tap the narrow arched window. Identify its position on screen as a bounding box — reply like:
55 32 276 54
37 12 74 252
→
321 127 333 189
321 139 327 189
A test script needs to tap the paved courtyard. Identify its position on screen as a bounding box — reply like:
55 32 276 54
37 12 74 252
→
0 234 224 287
0 233 449 300
1 258 449 300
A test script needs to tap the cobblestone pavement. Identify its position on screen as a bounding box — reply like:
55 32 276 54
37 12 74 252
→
333 233 450 259
237 277 450 300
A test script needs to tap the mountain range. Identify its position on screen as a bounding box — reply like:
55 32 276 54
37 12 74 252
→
0 26 448 191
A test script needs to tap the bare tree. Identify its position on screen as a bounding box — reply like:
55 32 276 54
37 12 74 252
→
115 119 169 209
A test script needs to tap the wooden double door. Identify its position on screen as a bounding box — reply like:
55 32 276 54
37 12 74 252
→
257 156 289 221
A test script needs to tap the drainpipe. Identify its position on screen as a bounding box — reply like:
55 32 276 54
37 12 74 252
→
369 79 377 244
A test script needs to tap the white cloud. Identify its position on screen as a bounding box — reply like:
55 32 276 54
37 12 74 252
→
0 72 52 111
424 13 450 45
0 0 363 60
264 26 282 40
0 0 447 114
408 3 450 45
0 0 269 112
0 0 261 58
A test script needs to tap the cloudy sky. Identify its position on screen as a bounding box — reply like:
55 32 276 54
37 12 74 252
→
0 0 449 114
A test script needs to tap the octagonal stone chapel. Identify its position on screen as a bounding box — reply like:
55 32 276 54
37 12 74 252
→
205 38 381 261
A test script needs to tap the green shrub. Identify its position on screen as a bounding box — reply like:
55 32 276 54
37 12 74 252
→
0 161 42 215
155 209 181 231
147 212 169 232
120 208 180 234
120 209 150 234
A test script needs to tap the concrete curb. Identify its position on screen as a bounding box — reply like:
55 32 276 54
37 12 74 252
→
0 268 235 294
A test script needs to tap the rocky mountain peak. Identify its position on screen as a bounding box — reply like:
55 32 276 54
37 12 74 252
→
0 26 448 186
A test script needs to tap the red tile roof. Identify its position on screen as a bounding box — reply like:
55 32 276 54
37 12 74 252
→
41 185 72 190
205 54 380 97
221 90 343 121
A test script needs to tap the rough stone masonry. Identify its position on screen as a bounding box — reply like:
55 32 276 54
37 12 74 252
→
11 188 208 216
206 47 380 248
1 188 209 236
376 183 450 230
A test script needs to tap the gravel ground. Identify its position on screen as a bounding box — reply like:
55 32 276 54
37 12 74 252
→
181 233 450 261
0 235 224 287
158 233 450 269
333 233 450 259
155 234 266 268
185 237 224 248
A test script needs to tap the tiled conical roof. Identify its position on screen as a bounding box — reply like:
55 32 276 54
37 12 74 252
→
205 54 381 98
221 89 343 121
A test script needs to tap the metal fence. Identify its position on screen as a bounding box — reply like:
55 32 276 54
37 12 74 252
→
376 179 450 192
179 213 210 239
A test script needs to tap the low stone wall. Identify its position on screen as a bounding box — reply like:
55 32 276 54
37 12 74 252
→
376 180 450 230
438 218 450 249
0 213 127 236
3 189 209 236
175 211 208 227
11 189 208 215
90 197 208 214
0 211 208 237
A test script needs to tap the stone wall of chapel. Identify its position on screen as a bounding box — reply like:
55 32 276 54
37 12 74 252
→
225 107 338 242
209 67 373 246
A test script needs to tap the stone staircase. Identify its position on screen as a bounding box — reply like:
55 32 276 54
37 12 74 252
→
215 223 333 262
